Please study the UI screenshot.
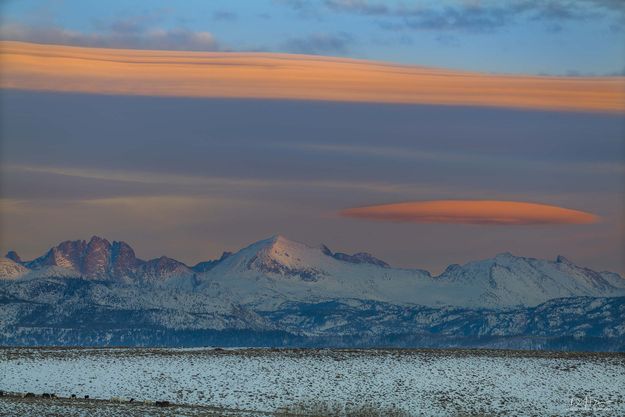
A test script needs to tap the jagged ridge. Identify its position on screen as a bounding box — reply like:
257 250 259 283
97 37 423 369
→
2 234 625 309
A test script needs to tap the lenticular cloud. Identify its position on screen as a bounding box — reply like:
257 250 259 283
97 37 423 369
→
340 200 599 225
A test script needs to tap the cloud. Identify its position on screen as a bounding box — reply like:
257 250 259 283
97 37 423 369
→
0 21 219 51
580 0 625 14
3 164 432 197
2 41 623 113
340 200 599 225
274 0 325 19
282 33 354 55
399 4 519 33
319 0 625 32
92 9 171 34
288 143 625 175
325 0 389 15
212 11 238 21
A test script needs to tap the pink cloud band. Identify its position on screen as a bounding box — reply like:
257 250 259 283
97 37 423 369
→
1 41 623 113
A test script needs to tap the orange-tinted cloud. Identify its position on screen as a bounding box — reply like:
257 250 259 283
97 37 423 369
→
340 200 599 225
1 41 623 113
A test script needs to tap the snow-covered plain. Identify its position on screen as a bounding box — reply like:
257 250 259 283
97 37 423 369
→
1 348 623 416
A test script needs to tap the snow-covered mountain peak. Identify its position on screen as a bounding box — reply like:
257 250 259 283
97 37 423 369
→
237 235 329 281
264 234 306 251
494 252 516 262
228 235 392 281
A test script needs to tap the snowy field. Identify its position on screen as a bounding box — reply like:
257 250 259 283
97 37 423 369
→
1 348 624 416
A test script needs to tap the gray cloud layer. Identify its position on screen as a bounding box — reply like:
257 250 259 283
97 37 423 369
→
282 0 625 32
0 14 219 51
282 32 354 55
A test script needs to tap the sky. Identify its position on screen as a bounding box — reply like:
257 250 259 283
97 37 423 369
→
0 0 624 274
1 0 624 75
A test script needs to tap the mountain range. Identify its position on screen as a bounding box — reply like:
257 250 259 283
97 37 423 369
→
1 235 624 350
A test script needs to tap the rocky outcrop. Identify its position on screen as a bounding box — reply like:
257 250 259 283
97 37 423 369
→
5 251 22 263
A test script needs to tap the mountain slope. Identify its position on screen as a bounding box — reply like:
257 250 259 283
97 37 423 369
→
4 235 625 309
0 258 29 280
434 252 625 307
263 296 625 342
199 235 625 309
1 234 625 350
201 235 437 308
1 276 622 350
